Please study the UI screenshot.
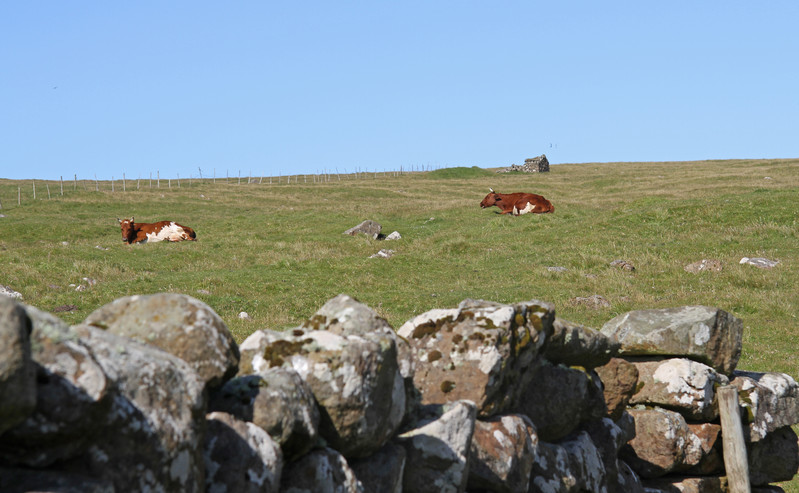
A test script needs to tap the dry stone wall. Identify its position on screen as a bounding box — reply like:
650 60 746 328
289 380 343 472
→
1 293 797 492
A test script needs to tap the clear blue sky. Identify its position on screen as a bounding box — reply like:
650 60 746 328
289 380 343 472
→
2 2 798 180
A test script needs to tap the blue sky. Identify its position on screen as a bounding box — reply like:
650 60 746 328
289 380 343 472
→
2 2 797 180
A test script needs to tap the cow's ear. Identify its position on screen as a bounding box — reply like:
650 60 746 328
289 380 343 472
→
489 188 494 193
117 218 121 223
130 216 134 222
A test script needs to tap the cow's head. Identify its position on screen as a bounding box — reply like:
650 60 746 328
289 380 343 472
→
117 217 135 243
480 188 499 208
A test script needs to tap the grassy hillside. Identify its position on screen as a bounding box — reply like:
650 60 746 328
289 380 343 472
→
2 159 798 487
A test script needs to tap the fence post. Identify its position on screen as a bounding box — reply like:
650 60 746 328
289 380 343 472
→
18 187 21 205
123 173 126 192
33 179 36 200
74 174 77 191
112 177 115 193
47 184 51 200
95 174 98 192
60 176 64 196
718 386 750 492
177 173 180 188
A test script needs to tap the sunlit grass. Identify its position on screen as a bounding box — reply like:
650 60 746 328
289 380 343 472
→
2 159 799 488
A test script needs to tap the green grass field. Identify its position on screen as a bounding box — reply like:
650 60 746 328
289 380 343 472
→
2 159 798 489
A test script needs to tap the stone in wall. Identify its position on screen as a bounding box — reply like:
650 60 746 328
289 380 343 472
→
397 298 554 417
204 411 283 493
513 360 606 442
731 370 799 441
83 293 240 390
281 447 363 493
748 426 799 486
237 327 405 458
530 431 610 493
683 423 724 476
621 408 705 479
0 306 112 467
642 476 729 492
62 322 207 492
601 305 743 375
0 296 35 436
396 400 477 493
348 442 406 493
302 293 420 423
629 358 729 421
467 414 538 493
543 317 619 369
595 358 639 421
209 368 320 461
0 467 114 493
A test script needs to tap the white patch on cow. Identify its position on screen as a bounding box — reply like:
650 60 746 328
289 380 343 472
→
146 222 187 243
516 202 537 215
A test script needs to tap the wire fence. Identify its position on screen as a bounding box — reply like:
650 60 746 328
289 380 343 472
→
0 165 443 210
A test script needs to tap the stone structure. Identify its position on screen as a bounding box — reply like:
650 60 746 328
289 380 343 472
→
0 293 797 492
498 154 550 173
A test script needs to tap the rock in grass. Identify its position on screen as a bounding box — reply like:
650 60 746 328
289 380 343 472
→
600 306 743 375
740 256 779 269
343 220 382 239
84 293 240 390
684 259 722 273
0 285 23 300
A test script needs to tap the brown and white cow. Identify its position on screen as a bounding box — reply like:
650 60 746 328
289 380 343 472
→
117 217 197 244
480 188 554 215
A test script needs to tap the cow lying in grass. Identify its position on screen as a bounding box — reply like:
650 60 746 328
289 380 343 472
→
480 188 555 215
117 217 197 244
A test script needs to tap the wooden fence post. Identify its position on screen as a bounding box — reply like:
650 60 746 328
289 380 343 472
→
33 179 36 200
60 176 64 196
157 171 160 188
95 174 98 192
718 386 750 492
47 184 51 200
73 174 77 191
112 177 115 193
123 173 126 192
18 187 21 205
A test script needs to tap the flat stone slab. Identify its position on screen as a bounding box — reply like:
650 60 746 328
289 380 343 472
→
600 306 743 375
